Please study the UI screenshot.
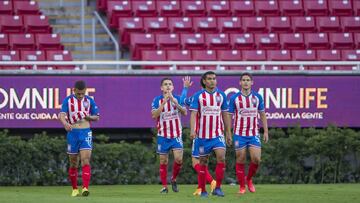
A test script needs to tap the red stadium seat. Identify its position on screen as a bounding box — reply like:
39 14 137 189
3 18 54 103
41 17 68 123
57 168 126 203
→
354 0 360 15
279 0 304 16
242 17 267 33
333 65 358 71
168 17 193 33
230 33 255 50
306 66 333 71
192 50 217 61
140 50 167 69
328 0 353 16
177 65 208 70
0 15 24 33
255 33 281 50
317 50 341 61
193 17 218 33
230 0 255 16
181 0 206 17
341 49 360 60
255 0 280 16
20 50 50 70
217 50 241 61
267 50 291 61
292 50 316 61
227 65 259 71
118 17 144 46
316 16 341 32
23 15 52 33
242 50 266 61
0 50 24 70
217 17 243 33
129 33 156 59
206 0 231 17
303 0 329 16
35 33 64 50
0 1 13 15
304 33 330 49
341 16 360 32
46 50 75 69
13 1 40 15
156 0 181 17
131 0 157 17
329 33 354 49
107 1 133 29
279 33 305 50
156 33 181 50
166 50 192 61
97 0 107 12
180 33 206 50
144 17 169 33
354 33 360 48
292 16 316 33
267 17 292 33
205 33 230 50
0 33 9 50
9 33 36 50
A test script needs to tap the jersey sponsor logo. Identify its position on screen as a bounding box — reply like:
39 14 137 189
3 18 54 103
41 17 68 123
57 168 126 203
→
202 106 221 116
161 110 179 121
239 109 258 117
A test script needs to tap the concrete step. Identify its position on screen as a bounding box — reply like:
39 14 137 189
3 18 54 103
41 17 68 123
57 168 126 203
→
72 50 120 60
63 42 116 51
41 7 94 16
53 24 106 34
61 33 111 43
39 0 96 8
48 15 94 25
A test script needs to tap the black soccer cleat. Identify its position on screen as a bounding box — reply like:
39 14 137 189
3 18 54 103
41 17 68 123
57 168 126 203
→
171 181 179 192
160 187 168 194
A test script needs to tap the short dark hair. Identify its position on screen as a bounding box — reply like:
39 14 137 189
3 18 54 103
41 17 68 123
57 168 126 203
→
74 80 86 90
200 71 216 88
161 77 173 86
240 72 253 81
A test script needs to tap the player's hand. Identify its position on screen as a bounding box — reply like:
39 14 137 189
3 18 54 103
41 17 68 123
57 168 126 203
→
263 131 269 143
163 92 170 102
64 123 72 131
226 133 232 147
183 76 193 88
190 131 197 140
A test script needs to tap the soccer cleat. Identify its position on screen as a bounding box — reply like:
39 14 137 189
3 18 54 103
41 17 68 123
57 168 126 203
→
247 178 256 193
238 187 246 194
200 191 208 198
212 187 225 197
193 188 202 196
71 189 79 197
160 187 168 194
210 180 217 193
171 180 179 192
81 187 90 196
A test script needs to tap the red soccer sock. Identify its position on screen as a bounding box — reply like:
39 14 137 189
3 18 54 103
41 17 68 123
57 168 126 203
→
159 164 168 188
199 164 207 192
205 166 214 184
68 167 78 189
236 163 246 188
194 164 201 188
82 165 91 189
171 162 182 182
215 162 225 188
247 162 259 180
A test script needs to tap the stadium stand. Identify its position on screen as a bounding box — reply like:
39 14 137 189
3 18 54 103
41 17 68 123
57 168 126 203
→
97 0 360 71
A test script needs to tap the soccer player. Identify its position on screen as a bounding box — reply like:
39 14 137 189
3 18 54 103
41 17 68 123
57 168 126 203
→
59 80 99 197
151 77 190 193
227 72 269 194
189 71 231 197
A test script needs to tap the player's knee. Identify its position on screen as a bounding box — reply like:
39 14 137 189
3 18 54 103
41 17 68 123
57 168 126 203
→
217 156 226 163
252 157 261 164
174 158 183 165
199 158 207 165
159 158 168 165
236 156 246 164
81 158 90 166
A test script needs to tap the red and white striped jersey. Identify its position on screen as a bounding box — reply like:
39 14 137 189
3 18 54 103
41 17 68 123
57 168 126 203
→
189 89 229 139
152 94 183 138
228 91 265 136
61 95 99 125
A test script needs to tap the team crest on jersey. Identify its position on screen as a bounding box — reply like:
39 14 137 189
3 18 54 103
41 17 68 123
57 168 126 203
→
216 95 222 103
83 100 90 108
251 97 257 105
235 141 239 147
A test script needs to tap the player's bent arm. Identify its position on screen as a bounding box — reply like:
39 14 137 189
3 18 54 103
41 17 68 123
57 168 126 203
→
190 111 197 138
173 100 187 116
85 115 100 121
58 112 68 126
222 112 232 135
259 111 268 133
151 102 166 119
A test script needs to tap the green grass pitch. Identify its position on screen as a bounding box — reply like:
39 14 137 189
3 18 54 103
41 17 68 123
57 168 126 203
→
0 184 359 203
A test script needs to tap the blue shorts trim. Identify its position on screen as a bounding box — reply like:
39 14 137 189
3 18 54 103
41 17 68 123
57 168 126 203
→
192 136 226 157
67 128 92 154
233 134 261 150
157 136 183 154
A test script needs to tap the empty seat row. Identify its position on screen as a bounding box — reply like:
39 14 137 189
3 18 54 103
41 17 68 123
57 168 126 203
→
0 33 63 50
0 15 52 33
127 32 360 59
0 0 40 15
138 49 360 62
103 0 358 23
117 16 360 37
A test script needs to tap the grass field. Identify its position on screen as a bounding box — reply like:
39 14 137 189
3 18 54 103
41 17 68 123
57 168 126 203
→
0 184 359 203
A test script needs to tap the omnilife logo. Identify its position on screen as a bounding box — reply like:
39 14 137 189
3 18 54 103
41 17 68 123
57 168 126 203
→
0 87 95 109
